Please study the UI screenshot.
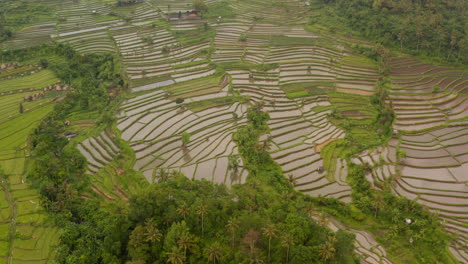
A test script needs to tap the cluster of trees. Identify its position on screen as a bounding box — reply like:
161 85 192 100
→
57 176 357 264
314 0 467 64
346 164 453 262
0 0 51 41
20 44 123 215
51 101 358 263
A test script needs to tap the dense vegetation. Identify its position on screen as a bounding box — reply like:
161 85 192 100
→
0 0 464 262
0 44 122 215
312 0 467 64
37 98 359 264
0 0 51 41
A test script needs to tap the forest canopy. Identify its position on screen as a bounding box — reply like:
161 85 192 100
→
312 0 467 64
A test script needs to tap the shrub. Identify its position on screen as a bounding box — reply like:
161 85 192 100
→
39 58 49 69
239 33 247 42
175 98 184 104
161 46 170 54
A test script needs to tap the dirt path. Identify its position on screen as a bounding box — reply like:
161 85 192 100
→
315 138 338 153
113 188 129 201
90 185 116 201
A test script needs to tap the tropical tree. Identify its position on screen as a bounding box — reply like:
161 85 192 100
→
166 246 185 264
176 202 190 221
319 235 336 262
181 132 191 147
371 196 384 218
178 232 195 257
242 228 260 258
226 217 240 247
193 0 208 14
204 241 223 264
196 203 208 236
261 223 277 262
144 218 162 243
153 167 172 183
280 233 294 263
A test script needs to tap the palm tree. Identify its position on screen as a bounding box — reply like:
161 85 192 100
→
154 168 171 183
176 203 190 221
196 203 208 236
145 218 162 243
287 174 296 187
280 233 294 263
242 228 260 257
226 217 240 247
129 225 146 249
371 196 384 218
166 246 185 264
318 235 336 261
204 242 223 264
261 223 277 262
178 233 195 258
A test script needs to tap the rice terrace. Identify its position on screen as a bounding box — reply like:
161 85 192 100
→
0 0 466 263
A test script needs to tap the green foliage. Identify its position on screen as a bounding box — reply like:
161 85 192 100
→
56 174 357 264
181 132 191 146
204 0 236 18
313 0 468 64
238 33 247 42
20 44 123 215
345 163 455 263
38 58 48 69
0 0 51 41
193 0 208 14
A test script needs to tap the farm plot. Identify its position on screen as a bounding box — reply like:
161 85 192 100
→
0 70 59 94
117 79 248 186
77 129 121 175
230 0 309 24
228 68 351 202
55 0 113 32
0 23 56 50
309 211 393 264
111 25 213 87
359 125 468 261
387 57 468 131
211 22 251 63
0 97 59 264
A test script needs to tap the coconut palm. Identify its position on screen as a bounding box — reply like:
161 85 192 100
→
280 233 294 263
261 223 277 262
204 241 223 264
144 218 162 243
226 217 240 247
166 246 185 264
287 174 296 187
176 202 190 221
129 225 146 249
371 196 384 218
178 233 195 257
318 235 336 261
196 203 208 236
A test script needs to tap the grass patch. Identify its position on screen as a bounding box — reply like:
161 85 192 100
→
271 35 316 46
205 0 236 18
186 95 246 112
171 27 215 45
280 81 333 98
